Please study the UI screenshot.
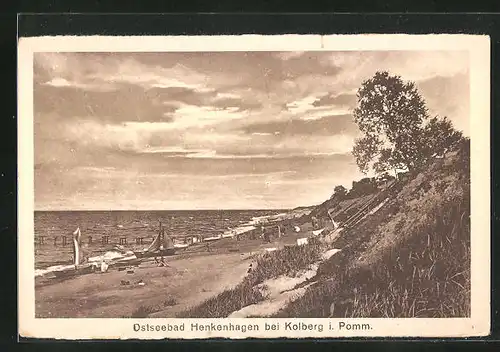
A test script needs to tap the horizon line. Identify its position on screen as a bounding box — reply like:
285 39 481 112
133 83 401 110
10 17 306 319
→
33 208 305 212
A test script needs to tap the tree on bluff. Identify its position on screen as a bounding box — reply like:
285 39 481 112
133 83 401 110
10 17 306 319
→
423 116 464 157
352 71 463 175
331 185 347 199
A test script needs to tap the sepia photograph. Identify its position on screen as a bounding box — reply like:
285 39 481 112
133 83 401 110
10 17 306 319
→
18 35 490 339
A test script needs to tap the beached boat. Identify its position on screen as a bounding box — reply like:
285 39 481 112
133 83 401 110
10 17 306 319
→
37 227 143 280
109 257 143 267
51 263 96 278
133 221 177 258
134 248 176 258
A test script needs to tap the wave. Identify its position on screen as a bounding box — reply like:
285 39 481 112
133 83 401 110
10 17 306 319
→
35 249 137 277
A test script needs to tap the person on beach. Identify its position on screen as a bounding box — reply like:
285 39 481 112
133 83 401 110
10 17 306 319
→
263 228 271 243
158 255 167 267
311 216 319 230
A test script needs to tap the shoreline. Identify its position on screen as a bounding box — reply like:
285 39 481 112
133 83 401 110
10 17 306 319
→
34 207 313 274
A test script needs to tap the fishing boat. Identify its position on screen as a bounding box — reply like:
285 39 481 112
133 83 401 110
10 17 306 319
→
133 221 177 258
38 227 142 281
51 263 96 278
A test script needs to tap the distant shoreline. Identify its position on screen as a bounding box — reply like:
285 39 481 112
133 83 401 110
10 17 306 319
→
34 209 292 213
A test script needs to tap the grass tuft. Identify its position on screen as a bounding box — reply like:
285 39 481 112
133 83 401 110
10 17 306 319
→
130 305 157 318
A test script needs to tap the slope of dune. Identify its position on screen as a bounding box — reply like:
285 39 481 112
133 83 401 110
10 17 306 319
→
275 139 470 318
178 139 470 319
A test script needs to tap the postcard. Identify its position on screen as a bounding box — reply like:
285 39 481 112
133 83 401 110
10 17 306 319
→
18 34 490 339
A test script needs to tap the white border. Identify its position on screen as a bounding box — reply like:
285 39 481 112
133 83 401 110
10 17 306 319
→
18 34 491 339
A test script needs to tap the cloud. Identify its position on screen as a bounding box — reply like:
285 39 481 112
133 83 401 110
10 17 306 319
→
42 77 118 92
170 105 246 129
145 150 349 160
101 62 210 91
312 92 358 108
241 114 358 136
321 51 469 88
211 96 263 112
35 152 361 210
35 83 180 123
139 146 209 155
285 96 318 114
34 50 470 210
35 53 214 92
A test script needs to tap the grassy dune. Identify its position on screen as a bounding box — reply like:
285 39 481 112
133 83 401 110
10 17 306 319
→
178 140 470 318
178 238 324 318
276 140 470 318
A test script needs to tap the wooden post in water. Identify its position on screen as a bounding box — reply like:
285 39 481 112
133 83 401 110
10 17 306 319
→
119 237 127 245
62 236 67 246
88 236 93 245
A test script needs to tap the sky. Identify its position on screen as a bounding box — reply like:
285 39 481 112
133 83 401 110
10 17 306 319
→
33 50 470 210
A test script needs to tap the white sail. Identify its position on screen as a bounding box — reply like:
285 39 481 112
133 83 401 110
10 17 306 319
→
72 227 82 266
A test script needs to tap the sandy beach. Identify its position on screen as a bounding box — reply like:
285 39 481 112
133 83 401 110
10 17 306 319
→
35 217 316 318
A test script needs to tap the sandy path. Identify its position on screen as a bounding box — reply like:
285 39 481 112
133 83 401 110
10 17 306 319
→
226 247 342 318
35 252 254 318
228 265 318 318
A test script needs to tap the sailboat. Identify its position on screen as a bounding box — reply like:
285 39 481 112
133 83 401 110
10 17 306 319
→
51 227 96 278
133 221 176 258
38 227 143 280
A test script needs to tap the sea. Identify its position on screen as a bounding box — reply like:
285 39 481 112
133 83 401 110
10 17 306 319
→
34 209 284 269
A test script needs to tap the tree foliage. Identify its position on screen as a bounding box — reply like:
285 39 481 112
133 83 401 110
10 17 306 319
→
351 71 464 174
423 116 464 157
333 185 348 199
352 71 431 173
